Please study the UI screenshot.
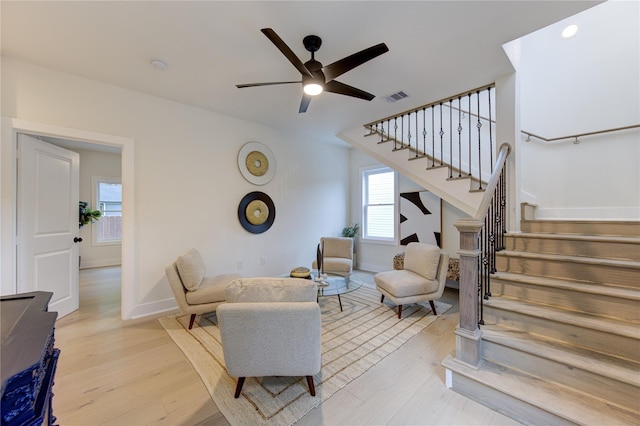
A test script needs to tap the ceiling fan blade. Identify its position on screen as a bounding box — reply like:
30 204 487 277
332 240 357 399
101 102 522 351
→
299 94 312 113
261 28 313 78
322 43 389 82
325 80 375 101
236 81 301 88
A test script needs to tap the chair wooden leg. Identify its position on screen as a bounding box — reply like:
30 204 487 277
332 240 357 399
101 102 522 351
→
380 294 385 303
397 305 403 319
429 300 437 315
306 376 316 396
234 377 246 398
188 314 197 329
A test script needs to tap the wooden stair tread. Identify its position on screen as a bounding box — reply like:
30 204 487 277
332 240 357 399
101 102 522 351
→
493 272 640 300
442 356 640 425
507 232 640 244
523 218 640 225
481 326 640 386
498 250 640 269
484 297 640 339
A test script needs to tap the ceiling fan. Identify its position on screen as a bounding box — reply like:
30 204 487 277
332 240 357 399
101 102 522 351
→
236 28 389 113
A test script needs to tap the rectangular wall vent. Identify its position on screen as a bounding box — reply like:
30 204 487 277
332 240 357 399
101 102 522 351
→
383 91 409 103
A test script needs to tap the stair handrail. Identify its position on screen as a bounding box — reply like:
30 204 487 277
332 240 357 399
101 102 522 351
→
522 123 640 144
472 143 510 221
453 142 510 367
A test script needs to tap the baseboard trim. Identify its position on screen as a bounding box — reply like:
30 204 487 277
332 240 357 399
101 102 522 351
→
129 298 177 320
80 258 121 269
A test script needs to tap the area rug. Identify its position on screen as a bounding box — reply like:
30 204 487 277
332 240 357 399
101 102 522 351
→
159 281 451 426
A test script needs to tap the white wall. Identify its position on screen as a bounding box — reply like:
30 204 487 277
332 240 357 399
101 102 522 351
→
348 148 466 272
75 149 122 268
516 0 640 219
1 57 350 318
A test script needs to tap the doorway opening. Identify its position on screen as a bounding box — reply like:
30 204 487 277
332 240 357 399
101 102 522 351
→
2 118 135 320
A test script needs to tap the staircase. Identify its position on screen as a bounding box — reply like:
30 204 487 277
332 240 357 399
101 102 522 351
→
443 206 640 425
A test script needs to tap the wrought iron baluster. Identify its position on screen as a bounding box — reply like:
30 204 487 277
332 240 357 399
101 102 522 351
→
500 166 507 250
468 93 472 176
407 113 411 154
422 108 427 156
478 231 484 325
439 103 444 166
477 91 483 190
449 99 453 178
415 111 419 158
394 117 398 150
488 87 494 172
458 96 462 177
431 106 435 167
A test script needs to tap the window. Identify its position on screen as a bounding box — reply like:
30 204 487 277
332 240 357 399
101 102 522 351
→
92 177 122 245
362 167 397 242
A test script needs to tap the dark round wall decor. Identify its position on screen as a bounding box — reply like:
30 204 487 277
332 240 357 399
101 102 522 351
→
238 191 276 234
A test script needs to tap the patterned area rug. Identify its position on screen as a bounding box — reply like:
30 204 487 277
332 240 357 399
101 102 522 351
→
159 278 451 426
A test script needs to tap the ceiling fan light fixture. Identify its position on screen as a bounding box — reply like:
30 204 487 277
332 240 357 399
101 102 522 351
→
303 81 323 96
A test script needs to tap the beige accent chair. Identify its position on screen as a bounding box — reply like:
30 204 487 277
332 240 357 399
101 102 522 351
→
374 242 449 319
311 237 354 276
165 248 241 329
217 278 321 398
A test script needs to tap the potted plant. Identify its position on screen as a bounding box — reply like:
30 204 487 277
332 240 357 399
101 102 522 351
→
79 201 101 228
341 223 359 256
341 223 359 239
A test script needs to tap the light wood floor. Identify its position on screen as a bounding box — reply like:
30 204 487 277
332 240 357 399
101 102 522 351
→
53 267 520 425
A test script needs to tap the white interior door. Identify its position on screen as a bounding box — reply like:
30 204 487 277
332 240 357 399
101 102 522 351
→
18 133 80 317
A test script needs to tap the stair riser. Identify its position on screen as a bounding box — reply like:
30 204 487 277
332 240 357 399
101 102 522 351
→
521 221 640 237
483 306 640 362
491 279 640 323
505 236 640 262
496 256 640 287
482 340 639 412
447 371 573 426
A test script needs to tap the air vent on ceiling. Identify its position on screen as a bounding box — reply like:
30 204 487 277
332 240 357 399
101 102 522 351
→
383 90 409 103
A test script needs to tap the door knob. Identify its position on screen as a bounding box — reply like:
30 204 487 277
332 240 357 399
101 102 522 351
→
74 237 83 243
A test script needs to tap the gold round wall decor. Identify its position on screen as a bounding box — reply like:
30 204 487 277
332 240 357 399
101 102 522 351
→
245 200 269 225
238 191 275 234
238 141 276 185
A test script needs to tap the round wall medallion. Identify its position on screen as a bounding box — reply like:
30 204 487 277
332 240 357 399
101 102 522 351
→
238 191 276 234
238 142 276 185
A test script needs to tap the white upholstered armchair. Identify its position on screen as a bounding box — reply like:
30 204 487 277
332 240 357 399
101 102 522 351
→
165 249 241 329
311 236 354 276
217 278 322 398
374 242 449 319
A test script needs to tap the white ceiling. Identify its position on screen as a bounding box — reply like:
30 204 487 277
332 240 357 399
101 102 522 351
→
1 1 601 145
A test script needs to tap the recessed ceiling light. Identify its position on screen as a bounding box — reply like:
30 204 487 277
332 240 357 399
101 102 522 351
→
151 59 168 70
562 24 578 39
